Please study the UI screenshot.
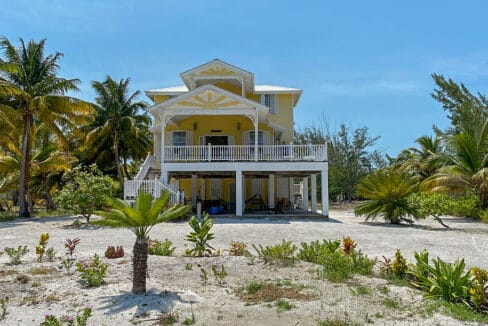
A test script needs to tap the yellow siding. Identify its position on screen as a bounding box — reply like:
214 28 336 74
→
269 94 294 143
153 95 170 104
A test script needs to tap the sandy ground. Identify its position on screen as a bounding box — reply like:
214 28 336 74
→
0 208 487 325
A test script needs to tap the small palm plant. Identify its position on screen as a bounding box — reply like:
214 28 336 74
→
354 169 418 224
94 191 189 294
185 213 215 256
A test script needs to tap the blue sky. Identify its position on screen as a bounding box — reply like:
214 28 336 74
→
2 0 488 155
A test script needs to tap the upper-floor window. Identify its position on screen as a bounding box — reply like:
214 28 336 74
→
173 131 187 146
249 131 264 145
261 94 277 114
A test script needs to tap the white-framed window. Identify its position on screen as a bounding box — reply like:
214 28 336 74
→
210 179 221 198
249 131 264 145
172 131 187 146
261 94 277 114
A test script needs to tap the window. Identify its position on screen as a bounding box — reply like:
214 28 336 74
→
172 131 186 146
261 94 277 114
249 131 264 145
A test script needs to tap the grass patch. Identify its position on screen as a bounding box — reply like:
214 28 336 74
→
350 285 371 296
378 285 390 295
416 299 488 323
238 280 317 303
382 298 401 309
28 267 58 275
317 316 360 326
275 299 295 312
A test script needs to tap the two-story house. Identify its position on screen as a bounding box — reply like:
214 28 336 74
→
124 59 328 217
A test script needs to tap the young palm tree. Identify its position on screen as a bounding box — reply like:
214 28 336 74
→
85 76 151 183
0 37 92 217
94 192 190 294
355 169 418 224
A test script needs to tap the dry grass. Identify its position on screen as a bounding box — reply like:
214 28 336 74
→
238 281 317 302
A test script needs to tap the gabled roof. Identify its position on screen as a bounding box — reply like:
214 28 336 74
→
180 59 255 92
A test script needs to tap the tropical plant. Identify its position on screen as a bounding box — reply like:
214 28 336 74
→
35 233 49 262
297 239 340 265
4 245 28 265
148 239 175 256
0 37 92 217
76 254 107 287
93 191 190 294
252 240 297 266
355 169 418 224
84 76 151 182
64 237 80 258
391 249 408 279
185 213 215 257
56 164 118 222
228 241 249 256
468 267 488 311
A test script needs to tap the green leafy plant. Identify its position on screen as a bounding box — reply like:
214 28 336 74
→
61 258 75 276
200 268 208 286
93 191 190 294
211 265 228 286
148 239 175 256
41 307 92 326
410 256 472 302
468 267 488 311
45 247 57 262
229 241 249 256
4 246 29 265
379 256 392 276
185 213 215 257
56 164 118 222
354 169 418 224
104 245 124 259
185 263 193 271
0 297 9 320
391 249 408 279
275 299 295 311
320 249 375 282
76 254 107 287
252 240 297 266
297 239 340 265
409 249 430 279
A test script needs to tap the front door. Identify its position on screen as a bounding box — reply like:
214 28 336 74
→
205 136 228 145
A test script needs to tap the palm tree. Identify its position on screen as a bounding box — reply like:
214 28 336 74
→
85 76 151 183
354 169 418 224
0 37 92 217
94 192 189 294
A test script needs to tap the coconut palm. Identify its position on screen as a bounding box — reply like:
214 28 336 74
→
85 76 151 183
355 169 418 224
396 135 444 180
0 37 92 217
94 192 190 294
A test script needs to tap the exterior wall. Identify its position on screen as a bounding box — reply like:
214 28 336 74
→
268 94 294 143
164 115 273 145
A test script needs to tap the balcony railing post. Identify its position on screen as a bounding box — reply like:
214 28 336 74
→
207 143 211 162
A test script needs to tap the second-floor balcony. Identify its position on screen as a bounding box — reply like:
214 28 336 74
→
161 144 327 163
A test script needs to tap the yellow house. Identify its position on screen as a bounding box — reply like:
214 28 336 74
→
124 59 329 217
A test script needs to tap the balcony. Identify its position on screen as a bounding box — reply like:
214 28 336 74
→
162 144 327 162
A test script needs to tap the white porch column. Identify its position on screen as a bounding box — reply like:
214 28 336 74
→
154 132 161 161
161 170 168 185
254 109 258 161
268 174 275 208
321 169 329 218
191 174 197 209
311 174 317 213
303 177 309 212
200 178 205 201
236 170 243 216
160 113 166 184
289 177 294 206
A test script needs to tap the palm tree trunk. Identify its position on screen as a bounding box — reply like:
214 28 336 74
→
19 113 33 217
132 237 148 294
113 135 123 184
43 177 56 210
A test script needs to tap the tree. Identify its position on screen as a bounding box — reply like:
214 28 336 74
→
94 192 190 294
0 37 92 217
85 76 151 183
354 169 418 224
56 164 118 222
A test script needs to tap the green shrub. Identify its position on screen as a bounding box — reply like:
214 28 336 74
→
319 249 375 282
76 254 107 287
410 256 472 302
56 164 119 222
253 240 297 266
148 239 175 256
4 246 29 265
468 267 488 311
297 239 340 265
185 213 215 257
391 249 408 279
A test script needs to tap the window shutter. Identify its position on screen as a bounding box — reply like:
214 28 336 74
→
241 131 250 145
263 131 270 145
186 131 193 145
199 136 205 145
165 132 172 146
272 95 278 114
228 136 235 145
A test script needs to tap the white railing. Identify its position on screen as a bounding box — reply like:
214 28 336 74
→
134 154 154 180
124 179 184 205
162 144 327 162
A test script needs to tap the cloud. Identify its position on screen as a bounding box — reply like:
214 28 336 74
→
430 52 488 79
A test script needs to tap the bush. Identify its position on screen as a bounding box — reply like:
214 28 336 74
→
104 246 124 259
253 240 297 266
56 164 119 222
76 254 107 287
297 239 340 265
148 239 175 256
185 214 215 257
468 267 488 312
391 249 408 279
4 246 29 265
